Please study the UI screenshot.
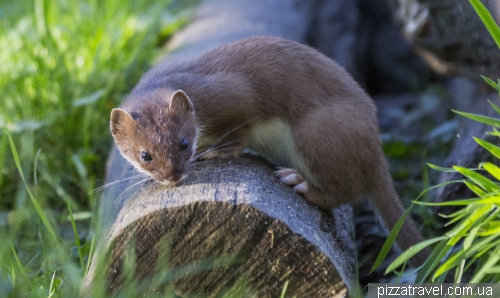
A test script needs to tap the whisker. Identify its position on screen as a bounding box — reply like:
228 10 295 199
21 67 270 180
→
115 177 151 201
193 117 257 160
91 173 148 194
192 140 240 160
211 118 256 147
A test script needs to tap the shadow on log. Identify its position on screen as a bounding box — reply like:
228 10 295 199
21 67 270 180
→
84 149 355 297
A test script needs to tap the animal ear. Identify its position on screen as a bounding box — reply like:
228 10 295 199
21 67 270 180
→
169 90 194 113
110 108 136 138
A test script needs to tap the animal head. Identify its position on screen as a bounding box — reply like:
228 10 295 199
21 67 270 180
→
110 90 197 185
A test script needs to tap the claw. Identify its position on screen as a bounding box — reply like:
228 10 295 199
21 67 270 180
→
275 167 308 194
293 181 309 194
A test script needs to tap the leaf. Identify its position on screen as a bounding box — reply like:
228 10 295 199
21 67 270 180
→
475 138 500 160
453 110 500 128
84 236 96 277
6 129 58 241
443 208 469 227
435 234 498 277
485 266 500 273
385 236 447 274
464 180 487 198
445 205 494 238
67 196 84 270
471 195 500 205
413 180 467 204
470 244 500 282
72 89 106 107
371 204 415 273
428 163 480 173
66 211 92 221
71 154 88 180
49 274 63 296
454 166 498 193
481 162 500 181
280 280 289 298
486 129 500 137
11 245 40 298
7 120 48 132
488 99 500 114
470 0 500 49
415 241 453 282
483 76 500 93
464 225 481 250
427 163 457 172
478 221 500 236
418 197 481 207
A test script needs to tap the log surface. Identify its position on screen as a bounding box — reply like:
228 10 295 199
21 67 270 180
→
91 152 355 297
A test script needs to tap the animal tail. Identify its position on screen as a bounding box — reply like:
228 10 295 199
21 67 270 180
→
371 162 431 267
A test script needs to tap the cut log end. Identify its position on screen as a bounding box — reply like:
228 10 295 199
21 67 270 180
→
83 153 356 297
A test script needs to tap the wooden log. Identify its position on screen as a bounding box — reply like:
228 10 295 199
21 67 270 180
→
83 0 357 296
86 150 355 297
160 0 315 61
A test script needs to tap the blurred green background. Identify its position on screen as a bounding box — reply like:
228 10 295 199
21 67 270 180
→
0 0 191 296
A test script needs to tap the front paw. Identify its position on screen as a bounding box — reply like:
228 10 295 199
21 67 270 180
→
275 167 309 194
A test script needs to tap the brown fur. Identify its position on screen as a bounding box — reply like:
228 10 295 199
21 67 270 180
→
110 36 429 265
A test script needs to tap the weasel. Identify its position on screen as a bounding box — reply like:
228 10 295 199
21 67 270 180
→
110 36 428 265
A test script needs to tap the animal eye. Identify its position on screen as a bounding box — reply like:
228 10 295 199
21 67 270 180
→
141 151 152 162
179 139 189 150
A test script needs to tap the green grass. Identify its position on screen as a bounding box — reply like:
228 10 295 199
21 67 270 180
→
374 0 500 283
378 95 500 283
0 0 189 296
4 0 494 295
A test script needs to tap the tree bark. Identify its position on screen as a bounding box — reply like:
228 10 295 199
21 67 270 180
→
388 0 500 80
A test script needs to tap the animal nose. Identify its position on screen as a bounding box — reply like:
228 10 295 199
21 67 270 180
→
167 170 183 183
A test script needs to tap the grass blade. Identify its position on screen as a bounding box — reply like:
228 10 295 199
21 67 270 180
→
415 240 453 282
470 244 500 282
482 76 500 93
417 197 482 207
413 179 464 203
66 196 85 270
279 280 289 298
470 0 500 49
11 244 40 298
481 162 500 181
453 166 497 193
436 234 498 277
385 236 446 274
489 99 500 115
445 205 493 239
475 137 500 159
453 110 500 128
371 204 414 273
427 163 456 172
6 130 58 241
